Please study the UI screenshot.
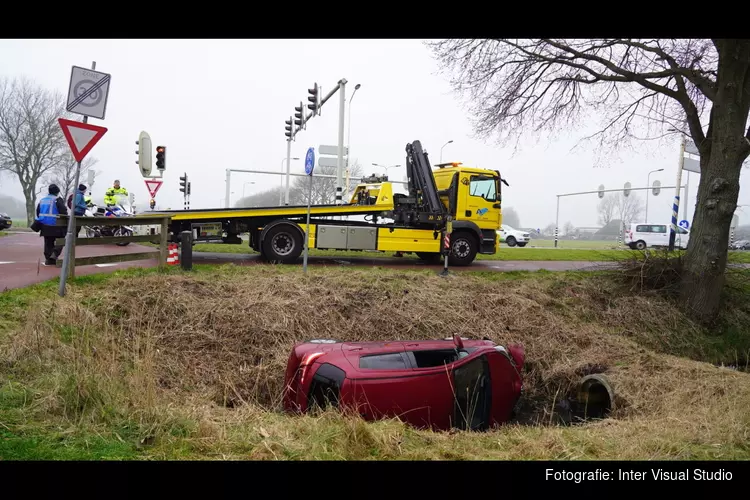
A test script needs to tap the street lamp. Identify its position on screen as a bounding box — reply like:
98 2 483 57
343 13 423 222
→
645 168 664 223
345 83 361 194
372 163 401 176
440 140 453 163
279 157 300 204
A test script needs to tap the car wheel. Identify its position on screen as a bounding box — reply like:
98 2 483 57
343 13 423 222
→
449 231 478 266
506 236 517 247
262 223 303 263
635 240 646 250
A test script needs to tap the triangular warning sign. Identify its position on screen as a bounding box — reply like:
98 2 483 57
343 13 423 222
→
58 118 108 163
145 179 163 198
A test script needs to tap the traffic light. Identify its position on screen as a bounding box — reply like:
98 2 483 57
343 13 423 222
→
294 102 305 129
179 173 188 194
149 198 156 210
285 117 293 140
156 145 166 170
307 83 319 115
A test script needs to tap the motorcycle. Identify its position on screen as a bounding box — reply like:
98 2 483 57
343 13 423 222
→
83 194 135 246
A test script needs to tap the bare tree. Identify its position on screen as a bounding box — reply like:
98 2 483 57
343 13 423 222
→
502 206 520 227
541 223 556 237
563 221 575 235
597 194 618 226
44 154 99 202
428 39 750 324
289 160 364 206
615 192 645 226
0 77 70 225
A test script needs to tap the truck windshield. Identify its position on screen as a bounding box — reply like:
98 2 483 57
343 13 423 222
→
469 177 497 202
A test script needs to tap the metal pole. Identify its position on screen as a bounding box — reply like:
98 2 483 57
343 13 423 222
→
224 169 231 208
440 216 453 277
646 172 652 223
345 84 361 201
336 79 347 205
554 195 560 248
59 60 95 296
683 171 690 222
303 173 313 273
285 138 292 205
279 158 285 205
669 137 686 251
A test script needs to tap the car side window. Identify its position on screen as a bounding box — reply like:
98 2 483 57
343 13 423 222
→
469 176 497 202
636 225 650 232
651 225 667 233
359 352 408 370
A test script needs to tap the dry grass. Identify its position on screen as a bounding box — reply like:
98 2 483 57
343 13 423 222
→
1 265 750 460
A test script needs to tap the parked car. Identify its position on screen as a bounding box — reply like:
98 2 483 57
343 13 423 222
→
625 222 689 250
498 224 530 247
0 212 12 230
283 335 525 431
731 239 750 250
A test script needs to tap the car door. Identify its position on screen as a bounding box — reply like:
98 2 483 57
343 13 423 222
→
348 349 455 430
451 354 493 431
461 174 500 229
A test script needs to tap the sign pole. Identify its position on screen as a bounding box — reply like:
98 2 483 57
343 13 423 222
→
440 216 452 277
59 61 96 296
669 136 686 252
303 147 315 273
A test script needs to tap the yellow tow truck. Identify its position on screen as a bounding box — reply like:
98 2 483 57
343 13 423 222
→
153 140 507 266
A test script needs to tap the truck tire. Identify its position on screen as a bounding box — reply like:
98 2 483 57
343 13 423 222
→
262 223 303 263
416 252 442 263
449 231 478 266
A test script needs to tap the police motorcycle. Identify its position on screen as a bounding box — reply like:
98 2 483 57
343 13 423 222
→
83 193 135 246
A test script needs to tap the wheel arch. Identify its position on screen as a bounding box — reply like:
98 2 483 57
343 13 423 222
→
451 220 482 243
259 219 306 246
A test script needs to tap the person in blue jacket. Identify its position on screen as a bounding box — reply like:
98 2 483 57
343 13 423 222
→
35 183 68 266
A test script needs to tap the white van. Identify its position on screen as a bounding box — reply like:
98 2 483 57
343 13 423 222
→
624 223 690 250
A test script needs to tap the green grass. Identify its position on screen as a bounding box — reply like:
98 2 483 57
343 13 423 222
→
10 219 28 228
1 264 750 460
182 242 750 264
0 231 8 237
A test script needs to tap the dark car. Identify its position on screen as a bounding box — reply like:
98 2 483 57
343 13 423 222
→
283 335 525 431
0 212 12 230
731 239 750 250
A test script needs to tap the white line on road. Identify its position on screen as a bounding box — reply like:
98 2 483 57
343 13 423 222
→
0 261 16 264
95 263 119 268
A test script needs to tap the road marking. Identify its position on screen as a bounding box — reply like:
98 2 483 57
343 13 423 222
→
0 261 15 264
95 263 119 268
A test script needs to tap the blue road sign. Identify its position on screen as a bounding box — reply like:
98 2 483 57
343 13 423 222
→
678 219 690 230
305 147 315 175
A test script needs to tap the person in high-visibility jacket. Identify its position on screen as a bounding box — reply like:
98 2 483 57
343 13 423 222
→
104 179 128 206
34 183 68 266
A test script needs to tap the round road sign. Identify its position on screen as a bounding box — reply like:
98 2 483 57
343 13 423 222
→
678 220 690 230
305 147 315 175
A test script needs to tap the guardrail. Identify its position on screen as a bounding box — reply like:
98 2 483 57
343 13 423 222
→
55 215 172 277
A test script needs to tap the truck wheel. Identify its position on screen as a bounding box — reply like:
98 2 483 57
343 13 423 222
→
262 223 303 263
416 252 442 263
449 232 478 266
506 236 517 247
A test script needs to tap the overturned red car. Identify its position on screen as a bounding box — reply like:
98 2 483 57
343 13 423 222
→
282 335 525 431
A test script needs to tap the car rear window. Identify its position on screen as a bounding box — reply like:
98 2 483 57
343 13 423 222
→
308 363 346 410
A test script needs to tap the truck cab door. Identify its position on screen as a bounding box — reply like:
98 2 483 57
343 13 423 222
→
461 174 500 229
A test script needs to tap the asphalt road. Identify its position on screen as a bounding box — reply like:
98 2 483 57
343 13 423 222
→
0 231 621 292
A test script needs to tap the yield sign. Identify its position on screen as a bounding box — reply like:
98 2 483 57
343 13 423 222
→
144 179 163 198
58 118 108 163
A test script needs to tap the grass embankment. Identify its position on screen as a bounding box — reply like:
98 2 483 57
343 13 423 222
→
1 264 749 460
0 231 8 237
185 241 750 263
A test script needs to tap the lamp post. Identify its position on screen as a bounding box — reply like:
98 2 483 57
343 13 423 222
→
279 157 300 204
440 140 453 163
645 168 664 223
372 163 401 176
345 83 361 195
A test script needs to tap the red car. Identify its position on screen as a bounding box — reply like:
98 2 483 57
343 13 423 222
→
282 335 525 431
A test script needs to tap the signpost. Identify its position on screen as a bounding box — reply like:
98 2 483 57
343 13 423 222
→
59 61 111 297
303 147 315 273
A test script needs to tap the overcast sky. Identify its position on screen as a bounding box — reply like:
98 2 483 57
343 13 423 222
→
1 39 748 229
